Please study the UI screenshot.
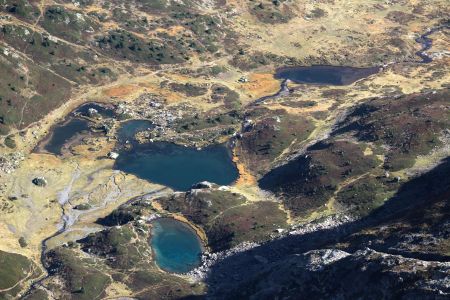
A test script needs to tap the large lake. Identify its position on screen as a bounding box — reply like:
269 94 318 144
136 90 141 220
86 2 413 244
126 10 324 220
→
114 141 238 191
275 65 379 85
150 218 203 273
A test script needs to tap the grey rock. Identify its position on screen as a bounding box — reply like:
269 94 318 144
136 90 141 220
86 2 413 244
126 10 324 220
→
32 177 48 187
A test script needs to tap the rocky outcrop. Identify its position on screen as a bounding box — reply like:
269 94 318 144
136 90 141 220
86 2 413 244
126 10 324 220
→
191 181 214 190
212 248 450 299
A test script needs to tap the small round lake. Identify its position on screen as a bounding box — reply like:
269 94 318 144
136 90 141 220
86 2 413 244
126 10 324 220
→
114 142 238 191
275 65 379 85
151 218 203 273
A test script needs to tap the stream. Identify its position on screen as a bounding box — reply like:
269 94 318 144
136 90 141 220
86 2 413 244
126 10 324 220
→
415 23 449 63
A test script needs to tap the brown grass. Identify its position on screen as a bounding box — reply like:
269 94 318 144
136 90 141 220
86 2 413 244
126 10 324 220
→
232 149 257 186
103 84 140 98
241 73 280 99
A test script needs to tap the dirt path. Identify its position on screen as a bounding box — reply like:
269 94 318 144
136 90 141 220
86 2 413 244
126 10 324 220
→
0 264 37 293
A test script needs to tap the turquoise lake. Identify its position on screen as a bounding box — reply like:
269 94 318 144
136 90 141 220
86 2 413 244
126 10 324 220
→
114 141 238 191
151 218 203 273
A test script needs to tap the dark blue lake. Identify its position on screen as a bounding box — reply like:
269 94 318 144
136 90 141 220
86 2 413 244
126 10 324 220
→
75 102 115 118
151 218 203 273
275 65 379 85
117 119 154 142
114 141 238 191
43 118 90 155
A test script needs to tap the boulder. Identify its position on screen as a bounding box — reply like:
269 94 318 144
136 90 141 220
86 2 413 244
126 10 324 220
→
74 203 92 210
191 181 213 189
108 152 120 160
32 177 48 187
87 108 99 117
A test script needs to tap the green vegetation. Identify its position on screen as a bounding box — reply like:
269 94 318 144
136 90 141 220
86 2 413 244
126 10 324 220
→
157 189 287 251
44 219 203 298
46 247 110 300
0 250 41 299
210 65 227 76
0 123 10 135
207 201 287 251
96 29 187 64
98 188 285 253
175 110 241 133
210 85 241 110
260 90 450 217
135 0 169 12
239 109 314 174
0 44 72 129
0 0 39 21
18 236 27 248
111 8 150 33
280 100 317 108
307 8 327 19
0 1 448 298
336 176 399 216
158 189 247 226
0 0 236 131
250 0 294 24
1 25 83 66
260 140 380 217
4 135 16 148
73 203 92 210
175 13 223 53
41 6 98 44
337 90 450 171
22 288 49 300
168 82 208 97
230 50 290 71
79 224 146 269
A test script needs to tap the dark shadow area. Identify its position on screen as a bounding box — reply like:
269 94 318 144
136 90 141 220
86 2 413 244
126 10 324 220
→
201 157 450 299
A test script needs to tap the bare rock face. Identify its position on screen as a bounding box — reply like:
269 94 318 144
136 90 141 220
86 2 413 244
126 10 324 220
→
301 249 351 271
